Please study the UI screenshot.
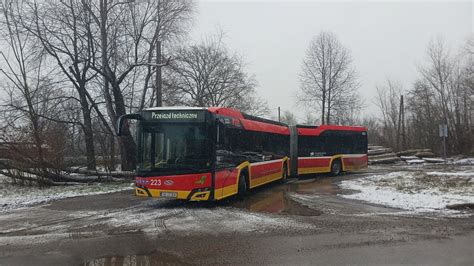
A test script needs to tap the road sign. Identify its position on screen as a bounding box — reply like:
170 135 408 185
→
439 124 448 137
439 124 448 162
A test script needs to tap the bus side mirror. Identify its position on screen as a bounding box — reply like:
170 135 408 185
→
117 113 143 136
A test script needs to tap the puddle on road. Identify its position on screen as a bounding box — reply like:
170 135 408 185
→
447 203 474 211
230 190 321 216
228 175 343 216
140 175 350 217
83 251 188 266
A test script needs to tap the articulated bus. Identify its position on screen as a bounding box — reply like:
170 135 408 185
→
117 107 368 201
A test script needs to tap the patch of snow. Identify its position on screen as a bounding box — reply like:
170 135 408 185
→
400 156 418 161
422 158 445 163
453 158 474 165
0 174 133 212
339 171 474 215
426 171 474 177
406 159 425 164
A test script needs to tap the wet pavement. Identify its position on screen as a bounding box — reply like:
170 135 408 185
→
1 167 473 265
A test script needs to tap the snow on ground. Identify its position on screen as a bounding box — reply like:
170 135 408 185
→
339 170 474 215
0 175 133 212
426 171 474 177
0 200 315 242
453 158 474 165
98 204 315 235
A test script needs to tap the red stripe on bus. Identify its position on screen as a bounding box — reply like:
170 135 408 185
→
342 155 368 167
214 168 239 189
136 172 211 190
250 160 283 179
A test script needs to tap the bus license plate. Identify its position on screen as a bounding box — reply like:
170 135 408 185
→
160 192 177 198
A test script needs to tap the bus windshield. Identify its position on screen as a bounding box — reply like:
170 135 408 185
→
138 123 212 174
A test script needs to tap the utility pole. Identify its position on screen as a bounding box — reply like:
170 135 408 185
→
155 40 162 107
397 95 406 151
278 107 281 122
439 124 448 164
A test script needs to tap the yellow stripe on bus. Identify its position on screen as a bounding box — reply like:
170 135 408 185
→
214 184 238 200
297 167 330 175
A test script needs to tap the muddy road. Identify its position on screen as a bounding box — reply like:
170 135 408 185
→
1 168 473 265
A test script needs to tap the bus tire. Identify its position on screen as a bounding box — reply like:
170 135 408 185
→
238 170 248 196
280 163 288 183
330 159 342 176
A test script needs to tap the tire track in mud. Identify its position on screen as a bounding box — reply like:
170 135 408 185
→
154 208 190 233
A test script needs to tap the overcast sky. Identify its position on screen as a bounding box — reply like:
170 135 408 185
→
190 0 472 122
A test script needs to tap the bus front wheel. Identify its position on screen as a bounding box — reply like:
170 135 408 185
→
238 171 248 196
330 159 342 176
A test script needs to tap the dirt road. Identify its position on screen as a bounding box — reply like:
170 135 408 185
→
1 168 473 265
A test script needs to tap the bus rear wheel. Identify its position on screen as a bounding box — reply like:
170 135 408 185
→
330 159 342 176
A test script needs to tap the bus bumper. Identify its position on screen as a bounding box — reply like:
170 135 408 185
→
135 187 211 201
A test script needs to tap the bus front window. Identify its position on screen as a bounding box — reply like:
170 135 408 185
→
138 123 211 174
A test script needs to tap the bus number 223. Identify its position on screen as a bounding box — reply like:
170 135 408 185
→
150 179 161 186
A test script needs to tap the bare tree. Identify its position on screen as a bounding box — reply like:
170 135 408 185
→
375 80 404 149
279 110 298 126
165 35 264 113
303 112 318 125
330 91 363 125
298 31 359 125
26 0 101 170
83 0 193 170
359 116 383 145
0 0 196 175
238 96 271 117
0 0 68 184
411 37 473 154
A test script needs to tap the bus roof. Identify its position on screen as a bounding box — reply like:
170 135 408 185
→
144 106 290 135
296 125 367 136
141 107 366 136
208 107 290 135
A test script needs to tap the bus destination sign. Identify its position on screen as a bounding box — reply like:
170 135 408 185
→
144 110 206 122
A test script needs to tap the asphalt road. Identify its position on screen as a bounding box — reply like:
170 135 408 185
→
0 168 473 265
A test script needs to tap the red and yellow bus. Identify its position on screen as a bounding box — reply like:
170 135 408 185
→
117 107 367 201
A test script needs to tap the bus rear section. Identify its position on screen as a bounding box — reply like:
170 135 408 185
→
290 125 368 176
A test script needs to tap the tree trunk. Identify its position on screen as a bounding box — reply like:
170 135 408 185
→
81 110 96 170
118 127 136 171
78 88 96 170
109 134 115 171
111 80 137 171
